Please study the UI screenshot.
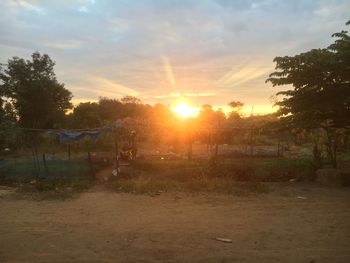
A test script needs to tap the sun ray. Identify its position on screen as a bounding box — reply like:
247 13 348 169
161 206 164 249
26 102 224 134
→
171 101 198 118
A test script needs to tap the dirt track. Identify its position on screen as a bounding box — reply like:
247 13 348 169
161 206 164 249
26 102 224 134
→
1 185 350 263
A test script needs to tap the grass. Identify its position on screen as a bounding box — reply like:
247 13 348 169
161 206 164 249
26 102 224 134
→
108 168 269 196
0 157 94 195
133 157 315 181
0 155 316 197
107 157 315 195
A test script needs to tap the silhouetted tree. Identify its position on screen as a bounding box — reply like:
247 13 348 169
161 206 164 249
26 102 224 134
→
120 95 143 118
228 100 244 120
266 21 350 167
98 97 123 122
71 102 101 128
0 52 72 128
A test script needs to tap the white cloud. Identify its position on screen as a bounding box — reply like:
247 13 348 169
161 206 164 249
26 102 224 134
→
0 0 349 112
9 0 44 13
42 39 84 49
78 6 88 13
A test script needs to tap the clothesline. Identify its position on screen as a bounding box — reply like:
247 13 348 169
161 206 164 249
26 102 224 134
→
14 126 110 132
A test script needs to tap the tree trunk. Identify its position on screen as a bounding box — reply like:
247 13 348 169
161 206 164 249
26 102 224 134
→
325 127 337 168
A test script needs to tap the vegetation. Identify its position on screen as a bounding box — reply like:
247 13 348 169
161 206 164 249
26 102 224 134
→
0 21 349 195
0 52 72 129
107 158 314 195
267 21 350 168
0 158 94 196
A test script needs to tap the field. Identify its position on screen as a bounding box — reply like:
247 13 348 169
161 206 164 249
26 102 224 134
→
1 183 350 263
1 152 350 262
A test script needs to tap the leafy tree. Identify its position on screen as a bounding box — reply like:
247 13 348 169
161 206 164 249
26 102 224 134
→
71 102 101 128
152 103 175 125
266 21 350 167
98 97 123 122
198 104 215 127
198 104 226 130
228 101 244 110
120 95 143 118
120 96 142 105
0 95 20 150
0 52 72 128
228 100 244 120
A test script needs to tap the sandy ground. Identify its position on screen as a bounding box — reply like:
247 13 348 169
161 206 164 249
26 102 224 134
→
0 184 350 263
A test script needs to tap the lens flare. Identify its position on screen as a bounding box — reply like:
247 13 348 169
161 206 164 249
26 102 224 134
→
171 101 198 118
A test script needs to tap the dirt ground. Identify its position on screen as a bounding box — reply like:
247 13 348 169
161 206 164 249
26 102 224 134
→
0 184 350 263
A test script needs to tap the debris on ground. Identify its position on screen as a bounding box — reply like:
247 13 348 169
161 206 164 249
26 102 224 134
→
0 186 15 198
214 237 232 243
112 169 118 176
297 196 307 200
149 190 163 197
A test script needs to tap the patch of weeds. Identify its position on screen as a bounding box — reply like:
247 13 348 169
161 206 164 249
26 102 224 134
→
10 177 93 200
106 157 315 195
108 166 270 196
0 157 96 199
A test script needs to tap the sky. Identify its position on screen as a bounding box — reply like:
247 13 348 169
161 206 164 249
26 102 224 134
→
0 0 349 115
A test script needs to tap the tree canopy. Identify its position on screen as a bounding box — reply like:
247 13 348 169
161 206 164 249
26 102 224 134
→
266 21 350 129
0 52 72 128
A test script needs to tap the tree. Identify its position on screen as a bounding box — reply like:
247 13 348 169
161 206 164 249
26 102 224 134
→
0 52 72 128
120 95 143 118
0 99 17 150
198 104 215 126
120 96 142 105
228 101 243 110
98 97 123 122
266 21 350 167
71 102 101 128
228 100 244 120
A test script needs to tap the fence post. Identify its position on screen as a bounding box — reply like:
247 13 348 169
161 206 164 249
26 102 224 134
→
130 131 137 160
249 128 254 157
67 144 71 160
113 128 119 172
188 133 193 161
87 151 95 179
42 153 49 176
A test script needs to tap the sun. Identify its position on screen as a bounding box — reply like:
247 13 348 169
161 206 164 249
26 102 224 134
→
171 101 198 118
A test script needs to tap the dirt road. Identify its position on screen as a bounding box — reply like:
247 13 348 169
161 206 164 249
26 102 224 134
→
1 185 350 263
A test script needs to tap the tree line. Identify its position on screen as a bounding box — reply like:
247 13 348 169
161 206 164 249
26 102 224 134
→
1 20 349 167
0 52 246 130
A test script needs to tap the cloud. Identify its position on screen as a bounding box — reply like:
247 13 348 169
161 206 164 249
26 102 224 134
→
152 92 216 99
8 0 44 13
0 0 349 114
42 39 84 49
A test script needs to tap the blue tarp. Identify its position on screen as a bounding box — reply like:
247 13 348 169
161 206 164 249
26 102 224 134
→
47 129 110 142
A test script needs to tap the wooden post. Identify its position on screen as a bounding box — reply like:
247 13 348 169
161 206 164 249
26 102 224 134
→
42 153 49 176
211 132 219 167
214 140 219 161
33 140 41 173
188 133 193 161
113 128 119 171
130 131 137 160
206 132 209 153
249 128 254 157
87 151 95 179
67 144 71 160
209 133 213 153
